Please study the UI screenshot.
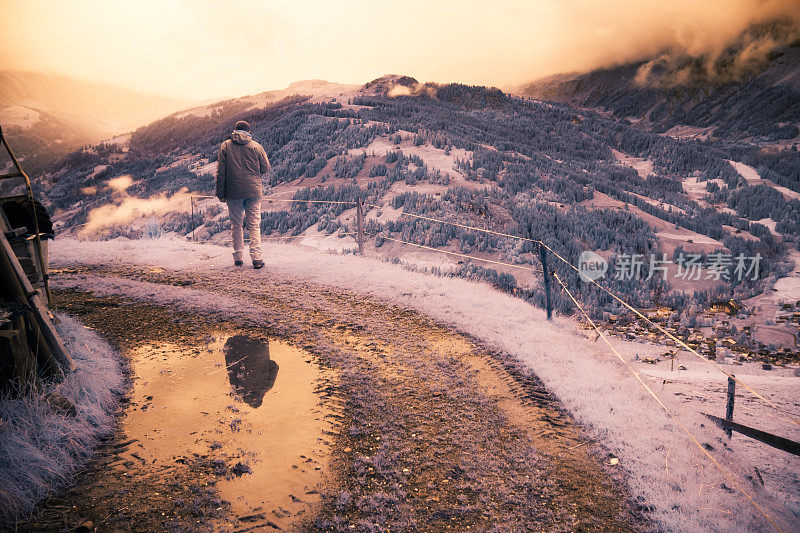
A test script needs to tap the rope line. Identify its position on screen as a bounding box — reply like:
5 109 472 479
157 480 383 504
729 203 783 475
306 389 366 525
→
261 232 356 241
362 203 798 427
552 272 783 533
538 241 800 428
368 207 543 245
191 195 357 206
371 232 543 274
268 198 356 206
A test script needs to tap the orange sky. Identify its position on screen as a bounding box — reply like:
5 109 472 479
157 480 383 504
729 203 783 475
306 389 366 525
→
1 0 798 101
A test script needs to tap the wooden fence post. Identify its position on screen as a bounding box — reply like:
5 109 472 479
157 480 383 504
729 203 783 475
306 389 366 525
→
725 375 735 439
356 196 365 256
191 196 195 242
539 244 553 320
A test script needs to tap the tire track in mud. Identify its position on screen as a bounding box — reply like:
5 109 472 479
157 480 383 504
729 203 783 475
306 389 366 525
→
50 265 646 531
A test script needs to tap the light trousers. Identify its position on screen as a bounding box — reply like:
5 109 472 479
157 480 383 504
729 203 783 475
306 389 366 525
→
226 198 262 262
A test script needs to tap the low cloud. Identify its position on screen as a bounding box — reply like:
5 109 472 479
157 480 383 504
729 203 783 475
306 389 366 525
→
634 17 800 88
82 187 193 233
386 80 439 99
107 175 133 195
387 85 412 97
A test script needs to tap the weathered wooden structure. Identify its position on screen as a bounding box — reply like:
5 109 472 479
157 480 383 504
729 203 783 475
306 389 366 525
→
0 125 74 389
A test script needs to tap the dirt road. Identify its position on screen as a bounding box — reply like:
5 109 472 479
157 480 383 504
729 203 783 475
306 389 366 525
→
22 264 645 531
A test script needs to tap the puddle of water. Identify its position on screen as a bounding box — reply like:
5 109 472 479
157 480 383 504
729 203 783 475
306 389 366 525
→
118 333 333 529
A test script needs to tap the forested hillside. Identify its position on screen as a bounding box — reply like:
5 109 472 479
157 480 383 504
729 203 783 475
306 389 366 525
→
35 74 798 317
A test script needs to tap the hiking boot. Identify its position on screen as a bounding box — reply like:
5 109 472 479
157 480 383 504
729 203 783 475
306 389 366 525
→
234 260 244 266
252 260 265 269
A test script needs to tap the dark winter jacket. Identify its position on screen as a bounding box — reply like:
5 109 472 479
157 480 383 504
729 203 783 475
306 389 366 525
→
215 130 270 199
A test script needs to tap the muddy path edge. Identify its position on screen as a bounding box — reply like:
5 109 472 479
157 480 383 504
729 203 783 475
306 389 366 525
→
35 264 649 531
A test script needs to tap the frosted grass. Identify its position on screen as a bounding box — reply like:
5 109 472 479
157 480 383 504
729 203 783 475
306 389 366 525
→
0 314 124 523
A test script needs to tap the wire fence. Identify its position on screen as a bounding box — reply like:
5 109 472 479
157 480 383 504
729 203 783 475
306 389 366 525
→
66 192 794 530
552 271 781 530
192 194 798 421
372 233 543 274
190 195 545 275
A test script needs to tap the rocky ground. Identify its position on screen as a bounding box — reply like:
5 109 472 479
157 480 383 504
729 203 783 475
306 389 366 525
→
17 264 647 531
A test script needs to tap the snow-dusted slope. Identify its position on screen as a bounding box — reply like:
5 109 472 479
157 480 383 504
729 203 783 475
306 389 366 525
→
51 237 800 532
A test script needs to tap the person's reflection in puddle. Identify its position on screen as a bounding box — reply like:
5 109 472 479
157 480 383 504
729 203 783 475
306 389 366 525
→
223 335 279 408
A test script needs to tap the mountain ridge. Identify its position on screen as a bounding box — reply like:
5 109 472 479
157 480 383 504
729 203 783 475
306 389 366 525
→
513 44 800 143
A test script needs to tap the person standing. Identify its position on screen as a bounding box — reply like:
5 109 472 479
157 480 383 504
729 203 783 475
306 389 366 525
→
215 120 270 269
